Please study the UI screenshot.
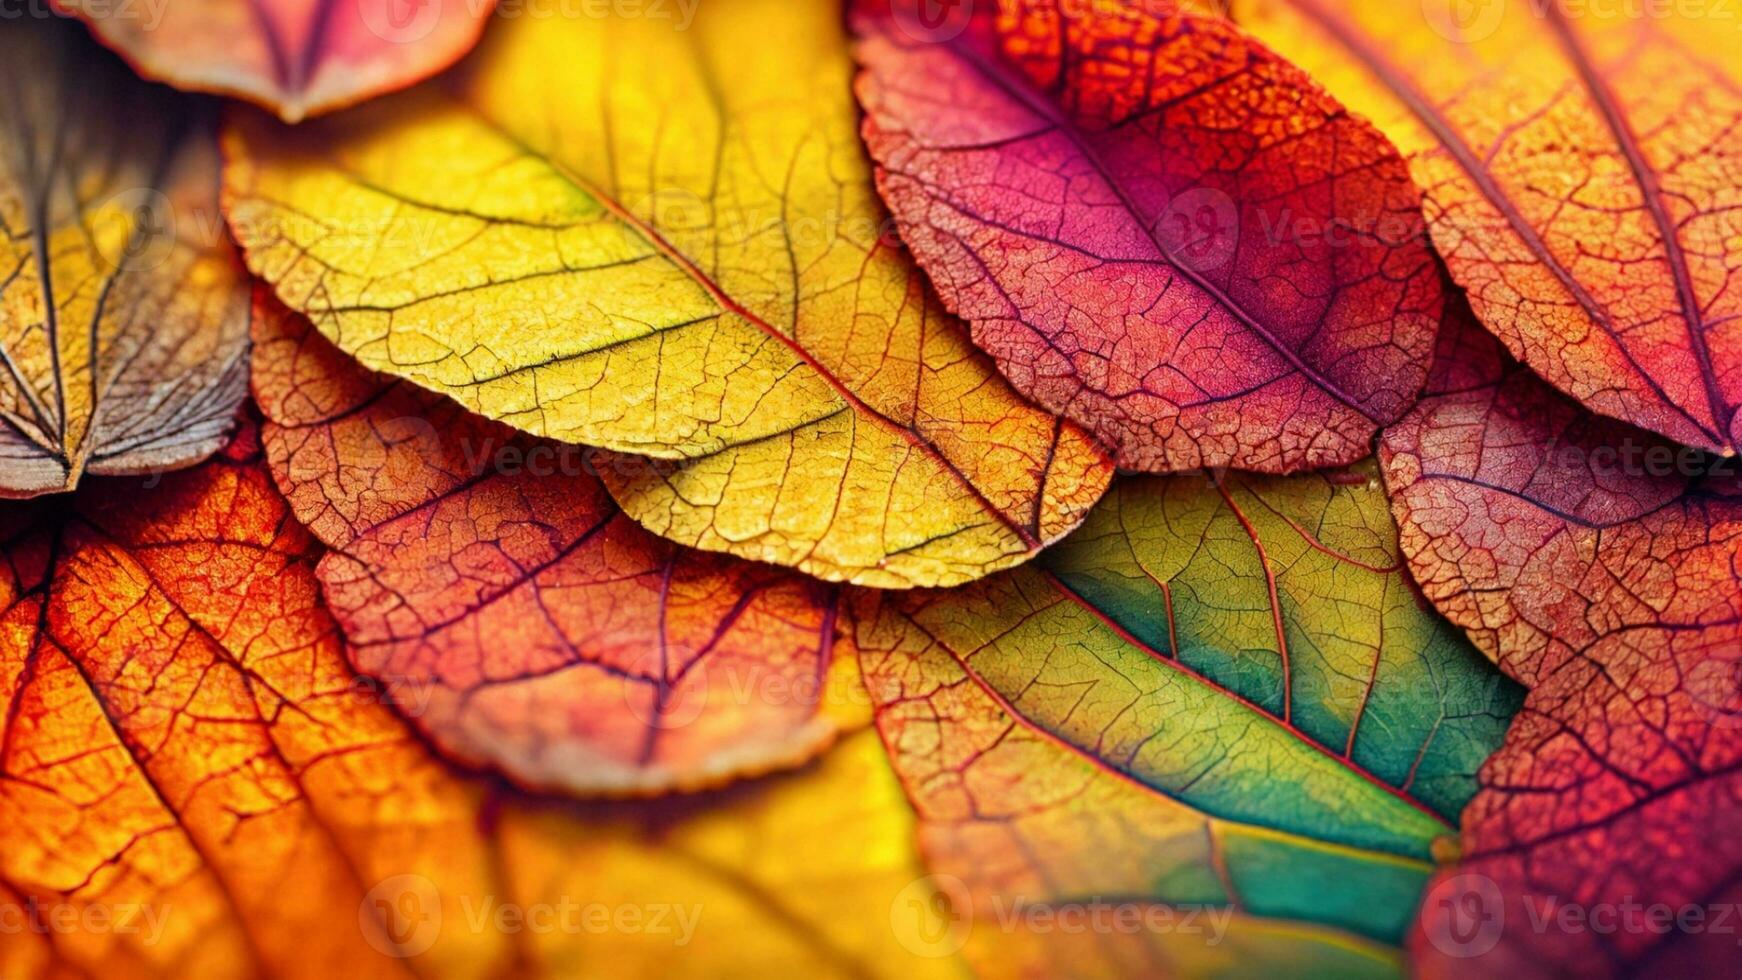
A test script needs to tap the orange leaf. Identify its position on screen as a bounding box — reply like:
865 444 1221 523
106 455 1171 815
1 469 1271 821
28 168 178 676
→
0 415 962 979
251 291 871 796
0 421 480 978
1234 0 1742 456
54 0 498 121
1381 303 1742 975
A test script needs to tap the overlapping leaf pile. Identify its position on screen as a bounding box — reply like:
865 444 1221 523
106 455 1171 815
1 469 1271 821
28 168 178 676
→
1 0 1736 977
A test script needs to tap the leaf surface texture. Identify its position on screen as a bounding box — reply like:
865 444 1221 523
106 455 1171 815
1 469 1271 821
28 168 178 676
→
222 0 1113 587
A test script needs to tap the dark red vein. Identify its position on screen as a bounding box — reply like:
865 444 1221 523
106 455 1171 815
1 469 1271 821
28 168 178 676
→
1211 479 1293 724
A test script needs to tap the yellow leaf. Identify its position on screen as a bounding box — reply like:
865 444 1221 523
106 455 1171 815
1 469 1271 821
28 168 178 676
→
491 732 969 980
220 0 1111 588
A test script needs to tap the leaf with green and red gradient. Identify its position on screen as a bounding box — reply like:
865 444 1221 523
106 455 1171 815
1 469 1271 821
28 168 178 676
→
55 0 497 121
1381 306 1742 975
850 0 1442 474
850 461 1519 974
1232 0 1742 458
251 292 868 797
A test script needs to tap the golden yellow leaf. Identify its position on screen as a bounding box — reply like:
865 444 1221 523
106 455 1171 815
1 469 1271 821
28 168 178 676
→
489 732 969 980
220 0 1112 588
0 20 249 497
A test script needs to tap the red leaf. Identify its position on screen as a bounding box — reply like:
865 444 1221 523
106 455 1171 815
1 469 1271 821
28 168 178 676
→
1381 303 1742 975
851 0 1442 473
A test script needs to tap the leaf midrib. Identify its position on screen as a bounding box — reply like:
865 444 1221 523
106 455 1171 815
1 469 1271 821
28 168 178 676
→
1034 568 1457 836
442 98 1049 548
909 582 1445 878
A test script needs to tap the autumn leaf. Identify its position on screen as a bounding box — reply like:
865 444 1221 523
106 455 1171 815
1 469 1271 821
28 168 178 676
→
0 19 248 498
1379 302 1740 686
1378 304 1742 975
849 0 1443 474
0 420 480 978
251 291 872 796
475 731 968 980
1230 0 1742 457
54 0 498 122
850 464 1520 974
219 0 1112 588
0 412 966 980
